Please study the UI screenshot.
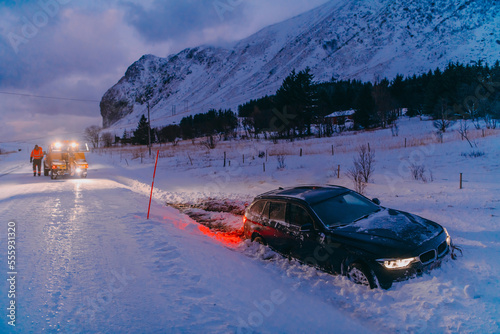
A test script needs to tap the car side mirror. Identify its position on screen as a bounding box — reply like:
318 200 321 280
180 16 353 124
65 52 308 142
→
300 223 313 232
372 198 381 205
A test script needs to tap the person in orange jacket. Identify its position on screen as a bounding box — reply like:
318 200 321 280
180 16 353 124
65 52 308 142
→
30 144 44 177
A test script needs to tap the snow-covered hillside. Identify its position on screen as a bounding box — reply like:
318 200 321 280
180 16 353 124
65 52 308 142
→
100 0 499 130
1 118 499 332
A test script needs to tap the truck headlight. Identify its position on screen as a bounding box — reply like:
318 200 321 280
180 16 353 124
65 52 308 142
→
378 257 418 269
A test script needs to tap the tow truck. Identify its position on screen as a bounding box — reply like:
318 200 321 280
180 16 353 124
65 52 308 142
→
43 141 89 179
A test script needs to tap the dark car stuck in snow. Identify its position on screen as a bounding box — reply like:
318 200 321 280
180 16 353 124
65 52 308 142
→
243 185 452 289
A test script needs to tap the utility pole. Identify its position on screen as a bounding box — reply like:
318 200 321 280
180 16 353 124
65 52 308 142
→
147 101 151 157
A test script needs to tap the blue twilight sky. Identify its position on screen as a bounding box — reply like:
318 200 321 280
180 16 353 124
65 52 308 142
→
0 0 328 143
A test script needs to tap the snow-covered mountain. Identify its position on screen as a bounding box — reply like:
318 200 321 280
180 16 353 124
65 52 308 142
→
100 0 499 129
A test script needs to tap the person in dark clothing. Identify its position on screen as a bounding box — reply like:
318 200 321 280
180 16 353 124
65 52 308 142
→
30 145 43 176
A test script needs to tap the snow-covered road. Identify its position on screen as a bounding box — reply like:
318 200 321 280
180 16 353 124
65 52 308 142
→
0 157 370 333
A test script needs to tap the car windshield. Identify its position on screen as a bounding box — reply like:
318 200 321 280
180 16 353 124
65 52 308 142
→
311 192 380 228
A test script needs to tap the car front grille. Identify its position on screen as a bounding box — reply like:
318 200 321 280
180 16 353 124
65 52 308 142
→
419 249 437 264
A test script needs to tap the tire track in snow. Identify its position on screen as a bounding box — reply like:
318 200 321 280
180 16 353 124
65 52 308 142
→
0 163 24 178
124 214 238 332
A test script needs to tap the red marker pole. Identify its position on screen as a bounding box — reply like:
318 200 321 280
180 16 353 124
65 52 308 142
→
147 150 160 219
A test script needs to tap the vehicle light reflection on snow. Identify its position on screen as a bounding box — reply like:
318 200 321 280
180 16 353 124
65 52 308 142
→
197 225 243 247
160 215 243 247
69 181 84 223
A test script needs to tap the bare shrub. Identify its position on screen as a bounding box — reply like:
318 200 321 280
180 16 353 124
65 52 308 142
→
347 167 367 194
84 125 101 149
484 115 498 129
458 119 477 148
346 144 375 194
276 154 286 169
354 144 375 183
409 163 433 183
435 131 444 143
433 104 454 133
131 149 145 161
390 121 399 137
433 118 453 133
461 150 485 158
409 163 425 181
101 132 114 148
202 135 218 149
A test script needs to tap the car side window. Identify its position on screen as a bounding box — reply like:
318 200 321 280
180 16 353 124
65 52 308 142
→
247 200 266 220
269 201 286 222
288 204 314 227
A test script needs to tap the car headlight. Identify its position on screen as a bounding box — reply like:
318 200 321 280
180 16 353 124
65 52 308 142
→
378 257 418 269
444 227 451 245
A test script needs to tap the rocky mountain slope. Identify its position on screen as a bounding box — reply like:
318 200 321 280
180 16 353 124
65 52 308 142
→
100 0 499 129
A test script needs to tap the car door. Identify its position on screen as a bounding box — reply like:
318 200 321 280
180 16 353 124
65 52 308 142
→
265 200 292 253
286 203 321 263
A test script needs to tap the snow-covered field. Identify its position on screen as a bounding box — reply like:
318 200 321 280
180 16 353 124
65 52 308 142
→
1 118 499 333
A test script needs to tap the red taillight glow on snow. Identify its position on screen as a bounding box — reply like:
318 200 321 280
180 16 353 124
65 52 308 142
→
197 225 243 247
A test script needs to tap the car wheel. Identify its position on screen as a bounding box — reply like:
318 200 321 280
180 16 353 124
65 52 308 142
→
252 235 266 245
50 170 56 180
347 262 376 289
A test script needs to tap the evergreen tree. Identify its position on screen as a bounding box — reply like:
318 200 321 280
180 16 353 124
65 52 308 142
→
238 96 275 137
121 129 129 145
180 116 194 139
275 68 315 136
179 109 238 140
132 115 151 145
390 74 405 109
372 79 395 127
354 83 376 128
158 125 181 143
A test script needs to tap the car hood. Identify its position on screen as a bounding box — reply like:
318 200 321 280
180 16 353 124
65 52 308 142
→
333 208 442 250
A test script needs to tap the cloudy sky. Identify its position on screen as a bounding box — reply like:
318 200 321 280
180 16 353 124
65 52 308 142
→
0 0 328 143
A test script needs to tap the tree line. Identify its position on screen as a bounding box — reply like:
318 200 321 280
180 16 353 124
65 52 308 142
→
117 108 238 146
239 61 500 139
